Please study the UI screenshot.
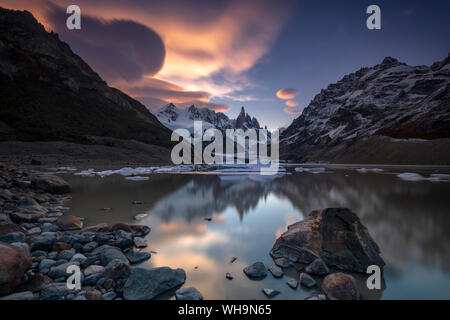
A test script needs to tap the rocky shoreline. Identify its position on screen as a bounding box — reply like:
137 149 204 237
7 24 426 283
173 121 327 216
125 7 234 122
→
0 162 195 300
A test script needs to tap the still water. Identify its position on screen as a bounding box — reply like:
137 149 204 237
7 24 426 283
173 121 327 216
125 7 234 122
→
63 167 450 300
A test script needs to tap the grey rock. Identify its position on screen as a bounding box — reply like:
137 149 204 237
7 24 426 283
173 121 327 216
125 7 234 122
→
286 278 298 289
133 237 147 248
226 273 233 280
84 265 105 277
47 261 79 279
1 232 27 243
274 257 293 268
305 259 329 276
57 249 75 261
299 272 317 288
103 292 117 300
0 213 11 223
114 230 133 249
40 283 70 300
11 242 29 251
123 267 186 300
175 287 203 300
126 250 151 265
268 265 283 278
0 291 34 300
83 273 103 286
243 262 267 279
39 259 56 272
82 241 98 253
92 245 129 266
70 253 87 264
30 235 56 252
262 288 280 299
102 259 131 281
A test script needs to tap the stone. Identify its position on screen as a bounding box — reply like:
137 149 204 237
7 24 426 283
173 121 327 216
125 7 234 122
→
102 292 116 300
103 278 116 290
0 214 11 223
123 267 186 300
262 288 280 299
16 273 52 293
47 262 79 279
271 208 385 272
175 287 203 300
130 225 151 237
70 253 87 264
57 249 75 261
0 291 34 300
111 223 133 233
0 241 32 296
40 283 70 300
92 245 129 266
30 235 56 252
84 265 105 277
226 273 233 280
94 233 110 245
39 259 56 272
86 289 103 300
299 272 316 288
114 230 133 249
322 273 360 300
53 242 72 252
0 222 27 237
0 231 26 243
243 262 267 279
102 259 131 281
126 251 151 265
286 278 298 289
274 257 293 268
82 241 98 253
268 265 283 278
83 223 110 233
31 175 70 194
133 237 147 248
10 211 45 223
83 273 103 286
11 242 29 251
56 215 83 231
305 294 326 300
305 259 329 276
27 227 41 235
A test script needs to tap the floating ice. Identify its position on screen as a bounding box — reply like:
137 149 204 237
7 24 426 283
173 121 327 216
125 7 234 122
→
294 167 325 174
397 173 427 181
125 176 149 181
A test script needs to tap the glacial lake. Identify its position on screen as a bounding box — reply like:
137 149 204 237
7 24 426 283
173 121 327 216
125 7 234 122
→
62 166 450 300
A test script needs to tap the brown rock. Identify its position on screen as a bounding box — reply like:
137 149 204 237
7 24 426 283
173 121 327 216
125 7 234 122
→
322 273 360 300
31 175 70 194
53 242 72 252
130 225 151 237
0 222 27 237
56 215 83 231
16 273 52 293
111 223 132 233
10 211 45 223
270 208 385 272
86 289 103 300
84 223 110 233
0 241 32 296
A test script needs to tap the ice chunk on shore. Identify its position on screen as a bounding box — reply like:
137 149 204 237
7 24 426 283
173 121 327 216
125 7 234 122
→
295 167 325 174
154 165 194 173
397 173 426 181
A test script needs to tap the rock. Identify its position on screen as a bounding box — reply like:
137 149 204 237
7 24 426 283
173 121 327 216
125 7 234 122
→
114 230 133 249
299 272 316 288
0 291 34 300
28 227 41 235
0 231 26 243
103 278 116 290
10 211 45 223
56 215 83 231
305 294 326 300
175 287 203 300
133 201 144 205
0 214 11 223
16 273 52 293
31 175 70 194
123 267 186 300
57 249 75 261
47 262 79 279
262 288 280 299
40 283 70 300
83 273 103 286
321 273 360 300
32 250 46 258
268 265 283 278
94 233 110 245
103 292 116 300
86 289 103 300
126 251 151 264
243 262 267 279
0 222 27 237
70 253 87 264
111 223 133 233
270 208 385 272
82 241 98 253
92 245 129 266
274 257 293 268
130 225 151 237
17 197 47 213
11 242 29 251
286 278 298 289
53 242 72 252
226 273 233 280
305 259 329 276
102 259 131 281
39 259 56 272
0 241 32 296
30 235 56 252
83 223 110 233
133 237 147 248
84 265 105 277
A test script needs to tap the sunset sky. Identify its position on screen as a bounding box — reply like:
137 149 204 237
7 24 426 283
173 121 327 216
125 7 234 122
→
3 0 449 129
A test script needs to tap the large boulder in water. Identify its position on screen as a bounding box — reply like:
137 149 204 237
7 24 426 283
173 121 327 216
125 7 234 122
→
0 242 32 296
270 208 384 273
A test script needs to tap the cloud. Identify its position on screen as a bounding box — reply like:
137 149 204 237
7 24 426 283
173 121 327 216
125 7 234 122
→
283 107 302 115
285 100 298 107
276 88 297 100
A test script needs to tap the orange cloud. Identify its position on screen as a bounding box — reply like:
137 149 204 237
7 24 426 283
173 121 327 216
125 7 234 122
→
283 107 302 115
276 88 297 100
285 100 298 107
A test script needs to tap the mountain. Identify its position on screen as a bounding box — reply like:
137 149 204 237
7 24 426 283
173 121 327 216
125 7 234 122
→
0 7 172 148
156 104 260 133
281 55 450 164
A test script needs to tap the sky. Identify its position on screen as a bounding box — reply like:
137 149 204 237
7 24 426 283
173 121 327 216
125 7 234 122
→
3 0 450 129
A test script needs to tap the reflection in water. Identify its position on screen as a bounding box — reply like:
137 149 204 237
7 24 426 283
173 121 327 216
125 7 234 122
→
65 169 450 300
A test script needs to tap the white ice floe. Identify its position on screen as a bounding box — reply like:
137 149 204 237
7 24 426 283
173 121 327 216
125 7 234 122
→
153 165 194 173
125 176 149 181
396 172 450 182
294 167 325 174
356 168 384 173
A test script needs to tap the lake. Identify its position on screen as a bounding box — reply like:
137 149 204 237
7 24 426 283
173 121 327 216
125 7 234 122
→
62 165 450 300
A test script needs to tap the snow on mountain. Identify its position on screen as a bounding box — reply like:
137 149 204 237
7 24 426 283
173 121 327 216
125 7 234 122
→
156 104 261 133
281 54 450 161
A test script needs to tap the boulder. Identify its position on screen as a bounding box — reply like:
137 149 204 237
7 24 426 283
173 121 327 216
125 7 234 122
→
0 242 32 296
123 267 186 300
92 245 129 266
126 251 151 265
299 272 316 288
270 208 385 273
56 215 83 231
321 273 360 300
268 265 283 278
86 289 103 300
31 175 70 194
134 237 147 248
102 259 131 281
40 283 70 300
175 287 203 300
84 265 105 277
305 259 329 276
243 262 267 279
